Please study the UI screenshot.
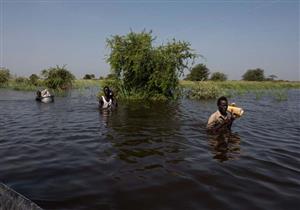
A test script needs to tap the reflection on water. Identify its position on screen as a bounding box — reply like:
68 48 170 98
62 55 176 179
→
99 108 112 126
100 101 185 169
207 132 241 162
1 89 300 210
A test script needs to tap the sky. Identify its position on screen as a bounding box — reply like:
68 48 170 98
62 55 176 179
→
0 0 299 80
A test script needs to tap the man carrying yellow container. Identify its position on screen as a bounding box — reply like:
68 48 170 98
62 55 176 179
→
207 96 244 133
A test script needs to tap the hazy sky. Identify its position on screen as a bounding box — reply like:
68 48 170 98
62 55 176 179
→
1 0 299 80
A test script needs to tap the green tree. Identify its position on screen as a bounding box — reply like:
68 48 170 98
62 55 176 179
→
266 74 277 81
106 30 196 98
83 74 95 79
29 74 39 85
106 73 117 80
185 64 210 81
0 68 10 86
42 65 75 90
15 77 28 84
210 72 227 81
242 68 265 81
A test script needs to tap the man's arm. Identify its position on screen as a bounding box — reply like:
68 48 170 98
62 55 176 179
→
208 114 235 133
99 97 104 108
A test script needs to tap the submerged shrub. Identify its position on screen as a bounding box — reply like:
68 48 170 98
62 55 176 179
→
42 65 75 90
106 30 197 100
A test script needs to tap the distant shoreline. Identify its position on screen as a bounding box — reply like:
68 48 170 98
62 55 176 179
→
1 80 299 98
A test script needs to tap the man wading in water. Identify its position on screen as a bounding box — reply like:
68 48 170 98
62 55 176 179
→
207 96 236 134
99 86 117 109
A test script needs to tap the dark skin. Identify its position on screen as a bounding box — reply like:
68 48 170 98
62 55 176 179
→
99 87 117 108
210 99 236 134
99 87 110 108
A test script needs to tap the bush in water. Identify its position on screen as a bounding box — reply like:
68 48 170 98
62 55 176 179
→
106 30 197 100
42 65 75 90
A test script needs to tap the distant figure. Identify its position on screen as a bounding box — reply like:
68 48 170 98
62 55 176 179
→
207 96 236 133
41 89 51 97
99 86 117 109
36 88 54 103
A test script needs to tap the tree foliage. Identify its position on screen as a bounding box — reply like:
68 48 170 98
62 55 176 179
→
106 30 196 99
0 68 10 86
210 72 227 81
83 74 95 79
185 64 210 81
266 74 277 81
29 74 39 85
242 68 265 81
42 65 75 90
106 73 117 80
15 77 29 84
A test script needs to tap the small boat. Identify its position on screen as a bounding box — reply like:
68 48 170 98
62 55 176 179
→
36 95 54 103
0 183 43 210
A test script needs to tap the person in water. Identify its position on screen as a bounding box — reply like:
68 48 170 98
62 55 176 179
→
99 86 117 109
37 89 51 98
207 96 236 133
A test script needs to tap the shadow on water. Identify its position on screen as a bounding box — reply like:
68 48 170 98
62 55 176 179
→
207 131 241 162
98 100 185 167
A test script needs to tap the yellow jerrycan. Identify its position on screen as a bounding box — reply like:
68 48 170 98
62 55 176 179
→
228 103 244 117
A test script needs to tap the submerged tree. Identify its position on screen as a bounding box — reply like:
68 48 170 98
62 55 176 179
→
41 65 75 90
242 68 265 81
185 64 210 81
106 30 197 99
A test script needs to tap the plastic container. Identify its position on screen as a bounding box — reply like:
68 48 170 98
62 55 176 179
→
228 104 244 117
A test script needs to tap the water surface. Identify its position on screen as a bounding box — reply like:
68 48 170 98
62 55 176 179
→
0 89 299 210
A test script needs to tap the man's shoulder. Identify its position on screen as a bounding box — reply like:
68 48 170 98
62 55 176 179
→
210 110 221 118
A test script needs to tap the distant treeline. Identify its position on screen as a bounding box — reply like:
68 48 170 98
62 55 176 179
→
184 64 280 82
0 65 75 90
0 30 297 100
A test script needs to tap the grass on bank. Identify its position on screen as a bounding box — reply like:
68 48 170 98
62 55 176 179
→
1 79 299 101
180 80 300 100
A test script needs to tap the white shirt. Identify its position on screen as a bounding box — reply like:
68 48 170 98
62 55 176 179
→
101 96 112 108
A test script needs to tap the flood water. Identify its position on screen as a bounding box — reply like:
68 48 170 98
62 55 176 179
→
0 88 299 210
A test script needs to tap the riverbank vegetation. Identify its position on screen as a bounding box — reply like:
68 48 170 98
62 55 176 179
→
0 65 75 91
182 80 300 100
0 73 299 101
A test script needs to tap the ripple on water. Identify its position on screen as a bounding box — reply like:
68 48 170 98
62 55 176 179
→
0 89 300 210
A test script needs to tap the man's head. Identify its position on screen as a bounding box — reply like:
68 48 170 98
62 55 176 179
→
103 86 110 97
217 96 228 115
